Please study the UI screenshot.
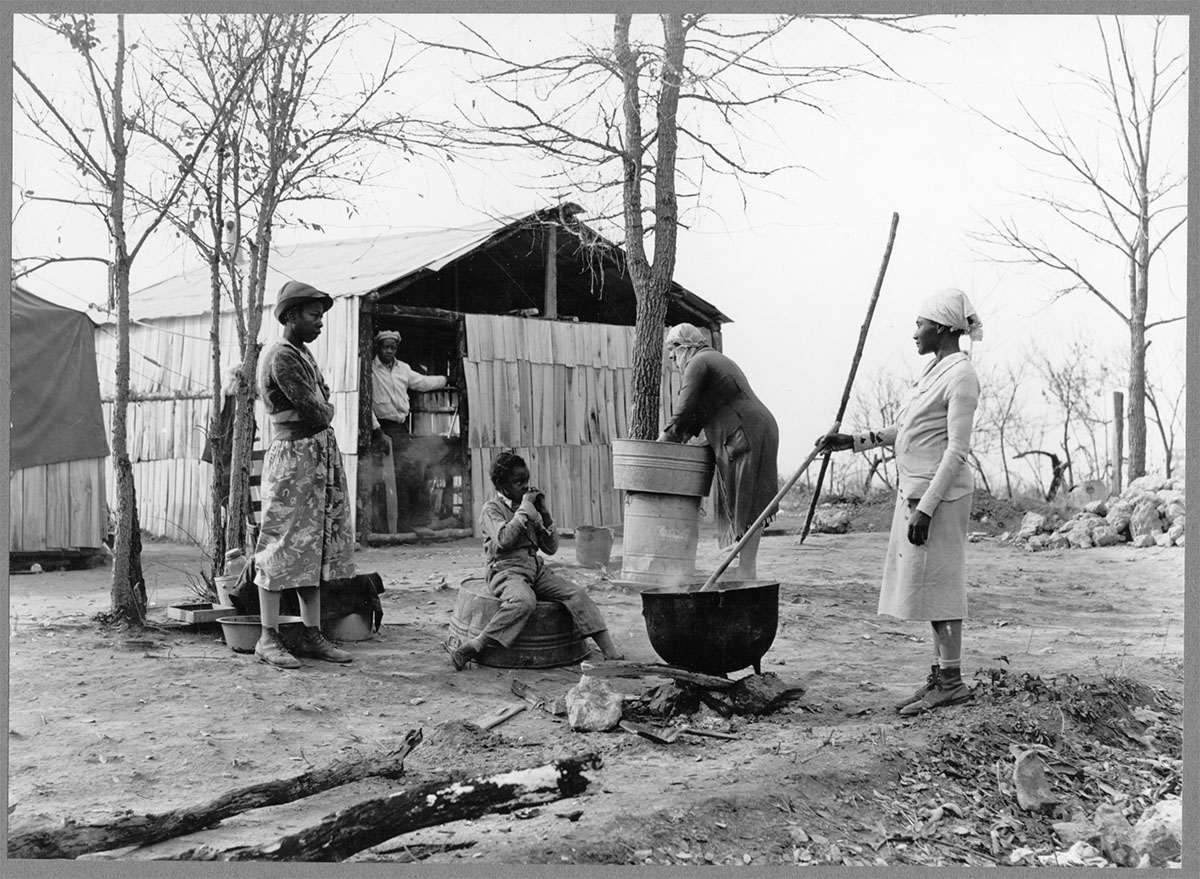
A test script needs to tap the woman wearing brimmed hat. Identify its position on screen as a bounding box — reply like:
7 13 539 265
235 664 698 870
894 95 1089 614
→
657 323 780 581
818 288 983 715
252 280 356 668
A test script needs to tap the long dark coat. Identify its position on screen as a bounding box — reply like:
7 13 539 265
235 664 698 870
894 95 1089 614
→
661 346 779 545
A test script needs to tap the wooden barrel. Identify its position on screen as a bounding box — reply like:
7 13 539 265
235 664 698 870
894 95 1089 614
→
620 491 702 586
447 578 590 668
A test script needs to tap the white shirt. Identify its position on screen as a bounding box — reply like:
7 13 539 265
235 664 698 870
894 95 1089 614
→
371 356 447 426
853 352 980 516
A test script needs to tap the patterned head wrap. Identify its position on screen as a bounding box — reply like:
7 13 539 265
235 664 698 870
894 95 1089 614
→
664 323 708 350
374 330 402 345
918 288 983 341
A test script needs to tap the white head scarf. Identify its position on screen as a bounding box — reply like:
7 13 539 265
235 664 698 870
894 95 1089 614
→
918 288 983 341
664 323 708 350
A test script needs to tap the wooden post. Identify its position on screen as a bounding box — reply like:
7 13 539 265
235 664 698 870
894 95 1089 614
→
1111 389 1124 495
356 300 377 543
543 223 558 319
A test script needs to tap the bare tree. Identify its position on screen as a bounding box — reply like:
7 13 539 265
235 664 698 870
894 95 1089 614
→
1144 361 1184 479
13 13 257 623
414 13 929 437
972 15 1187 479
972 361 1028 498
845 365 907 494
1011 338 1114 500
128 14 450 560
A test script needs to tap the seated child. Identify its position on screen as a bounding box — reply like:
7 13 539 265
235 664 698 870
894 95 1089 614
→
448 451 623 670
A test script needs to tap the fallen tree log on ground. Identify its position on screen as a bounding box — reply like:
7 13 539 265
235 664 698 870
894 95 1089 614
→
169 752 602 861
9 730 422 860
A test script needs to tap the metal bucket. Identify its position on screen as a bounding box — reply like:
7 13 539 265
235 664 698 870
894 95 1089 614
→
620 492 702 586
612 439 714 496
640 580 779 675
574 525 614 567
447 578 590 669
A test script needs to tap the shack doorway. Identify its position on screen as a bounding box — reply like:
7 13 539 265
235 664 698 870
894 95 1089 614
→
358 306 470 543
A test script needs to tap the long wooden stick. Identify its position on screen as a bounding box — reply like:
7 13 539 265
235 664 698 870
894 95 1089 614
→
697 431 833 591
800 212 900 544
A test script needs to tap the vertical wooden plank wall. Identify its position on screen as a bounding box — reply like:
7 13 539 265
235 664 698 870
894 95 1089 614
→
8 458 107 552
93 299 361 544
462 315 679 535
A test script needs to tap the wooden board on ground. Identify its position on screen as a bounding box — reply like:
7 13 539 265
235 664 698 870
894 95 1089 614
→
579 660 735 690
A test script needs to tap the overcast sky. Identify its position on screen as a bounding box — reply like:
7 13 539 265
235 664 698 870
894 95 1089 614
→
11 12 1190 476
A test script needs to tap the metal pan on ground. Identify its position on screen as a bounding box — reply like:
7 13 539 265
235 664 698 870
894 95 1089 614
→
639 579 779 676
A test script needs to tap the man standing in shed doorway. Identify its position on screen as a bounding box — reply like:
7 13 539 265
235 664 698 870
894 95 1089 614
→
371 330 449 532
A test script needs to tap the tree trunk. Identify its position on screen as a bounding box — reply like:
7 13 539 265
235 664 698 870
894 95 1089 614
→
969 452 991 494
1111 389 1124 494
1127 291 1148 479
224 222 273 555
9 731 422 859
999 429 1013 498
617 13 686 441
107 16 146 625
171 752 600 862
208 251 227 575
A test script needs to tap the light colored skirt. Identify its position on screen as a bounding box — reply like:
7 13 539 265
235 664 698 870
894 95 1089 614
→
254 429 355 593
878 492 971 621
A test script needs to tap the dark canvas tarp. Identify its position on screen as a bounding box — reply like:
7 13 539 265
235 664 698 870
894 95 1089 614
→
10 286 109 470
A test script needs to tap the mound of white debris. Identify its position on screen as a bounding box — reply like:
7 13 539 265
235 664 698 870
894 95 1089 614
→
1010 476 1185 551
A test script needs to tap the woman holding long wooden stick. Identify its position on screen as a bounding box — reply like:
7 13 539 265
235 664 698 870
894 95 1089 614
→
818 288 983 715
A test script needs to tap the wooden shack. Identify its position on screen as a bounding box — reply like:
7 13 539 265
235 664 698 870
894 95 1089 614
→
10 287 110 565
95 204 729 543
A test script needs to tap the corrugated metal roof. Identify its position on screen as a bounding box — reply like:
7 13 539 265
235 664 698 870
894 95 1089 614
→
125 211 529 322
122 206 730 324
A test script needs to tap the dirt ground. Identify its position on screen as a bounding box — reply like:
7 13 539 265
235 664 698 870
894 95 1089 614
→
6 501 1186 868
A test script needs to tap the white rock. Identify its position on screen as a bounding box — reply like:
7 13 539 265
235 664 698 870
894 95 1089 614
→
1105 500 1133 535
1128 475 1168 493
1083 500 1108 516
1154 531 1173 548
811 506 851 534
1132 534 1157 548
1091 526 1122 547
1017 511 1047 539
1129 799 1182 867
1026 534 1048 552
565 675 623 732
1066 528 1094 549
1155 488 1184 509
1128 499 1164 539
1161 501 1185 524
1046 533 1071 550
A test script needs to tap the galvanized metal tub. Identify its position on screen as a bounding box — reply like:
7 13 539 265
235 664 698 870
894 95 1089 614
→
574 525 614 567
447 578 590 668
612 439 714 496
620 492 703 586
